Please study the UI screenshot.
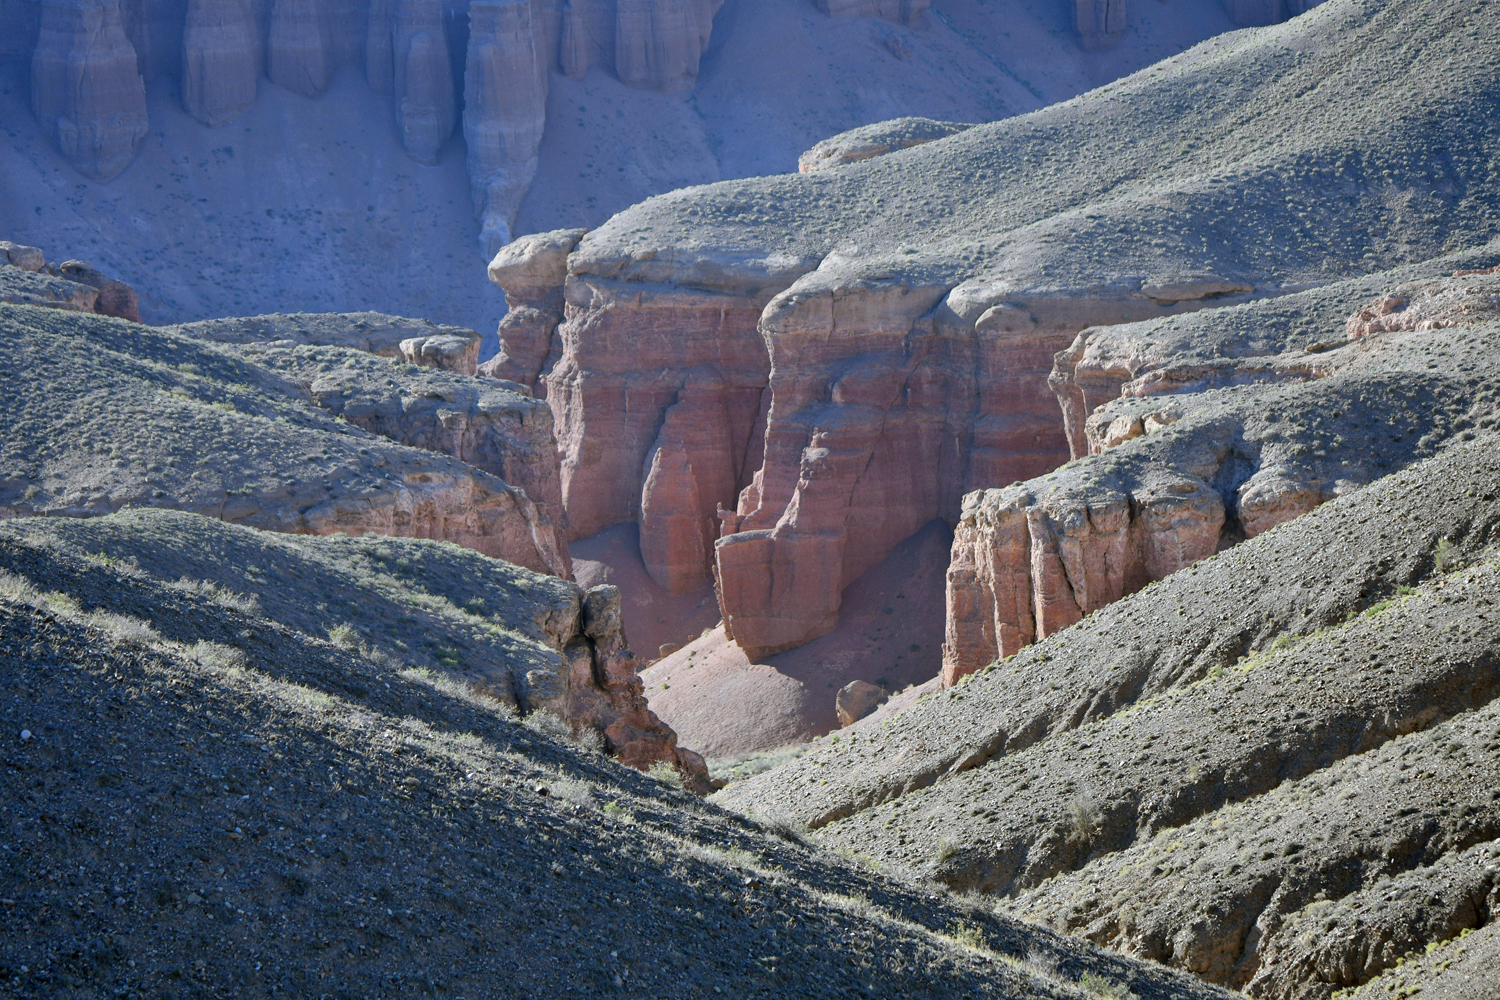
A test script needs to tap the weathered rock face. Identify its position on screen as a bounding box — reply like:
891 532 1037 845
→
530 0 1500 663
559 0 721 92
545 582 710 786
797 117 973 173
612 0 721 92
389 0 455 165
1072 0 1125 51
942 264 1500 685
1345 272 1500 341
815 0 929 26
180 0 260 126
0 302 570 578
266 0 332 96
478 227 587 391
1 245 142 320
171 310 484 374
243 340 570 557
31 0 150 181
463 0 547 255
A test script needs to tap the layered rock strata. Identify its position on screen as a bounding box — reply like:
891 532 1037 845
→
478 227 587 391
515 0 1500 661
30 0 149 181
944 273 1500 684
718 433 1500 831
0 302 569 577
180 0 260 126
242 340 569 554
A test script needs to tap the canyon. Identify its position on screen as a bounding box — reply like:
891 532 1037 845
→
485 0 1499 738
2 0 1252 331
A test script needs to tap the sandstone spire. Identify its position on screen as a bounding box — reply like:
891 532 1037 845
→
31 0 150 182
181 0 261 126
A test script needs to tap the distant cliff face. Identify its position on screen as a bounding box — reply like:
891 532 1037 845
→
14 0 730 251
7 0 1322 261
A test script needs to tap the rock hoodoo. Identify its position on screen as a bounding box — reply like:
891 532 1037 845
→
486 0 1498 665
30 0 150 181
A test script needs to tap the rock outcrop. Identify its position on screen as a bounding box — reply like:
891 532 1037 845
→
0 302 569 578
242 340 570 555
527 0 1500 661
479 227 587 391
1 243 141 321
797 117 974 173
943 265 1500 685
30 0 149 181
181 0 260 126
463 0 547 254
389 0 456 165
172 310 484 374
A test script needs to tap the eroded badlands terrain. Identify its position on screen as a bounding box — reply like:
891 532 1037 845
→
4 0 1500 996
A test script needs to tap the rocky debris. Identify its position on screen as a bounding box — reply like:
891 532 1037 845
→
1 244 142 320
797 116 974 172
479 227 587 391
946 306 1500 684
181 0 261 126
1009 698 1500 994
836 679 888 727
1345 272 1500 341
528 0 1500 663
0 512 1233 1000
242 341 569 558
0 303 568 577
1347 921 1500 1000
30 0 149 181
171 310 484 374
814 0 930 27
717 434 1500 830
1249 841 1500 999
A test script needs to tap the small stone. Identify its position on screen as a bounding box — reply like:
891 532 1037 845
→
18 730 30 741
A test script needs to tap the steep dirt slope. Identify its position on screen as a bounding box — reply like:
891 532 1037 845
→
513 0 1500 663
0 512 1233 1000
0 303 567 575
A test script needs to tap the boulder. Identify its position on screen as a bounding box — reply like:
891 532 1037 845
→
31 0 150 181
0 242 46 272
57 259 141 321
399 331 481 374
835 679 887 727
